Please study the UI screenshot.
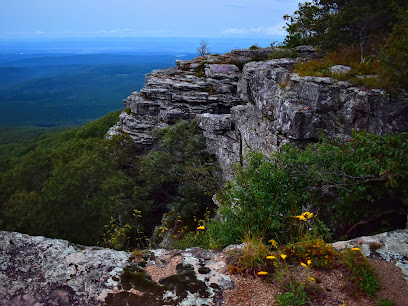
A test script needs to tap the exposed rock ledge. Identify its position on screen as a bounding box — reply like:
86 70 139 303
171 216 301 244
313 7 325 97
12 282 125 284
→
0 231 232 305
108 46 408 179
2 230 408 305
332 229 408 280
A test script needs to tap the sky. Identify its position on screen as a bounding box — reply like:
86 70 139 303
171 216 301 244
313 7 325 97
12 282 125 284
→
0 0 301 39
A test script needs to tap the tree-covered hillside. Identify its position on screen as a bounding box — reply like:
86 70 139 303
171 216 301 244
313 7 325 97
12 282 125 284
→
0 113 220 247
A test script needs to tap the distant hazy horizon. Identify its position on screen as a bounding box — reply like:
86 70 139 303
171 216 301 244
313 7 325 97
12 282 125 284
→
0 37 279 56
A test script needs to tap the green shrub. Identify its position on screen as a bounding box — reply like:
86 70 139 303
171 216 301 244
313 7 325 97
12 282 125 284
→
377 9 408 91
375 298 395 306
268 48 298 59
276 281 309 306
342 248 380 297
211 131 408 248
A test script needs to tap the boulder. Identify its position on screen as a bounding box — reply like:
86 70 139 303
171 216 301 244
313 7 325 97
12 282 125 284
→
330 65 352 74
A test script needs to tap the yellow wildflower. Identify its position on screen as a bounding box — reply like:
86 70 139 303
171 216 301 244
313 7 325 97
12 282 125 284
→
293 215 307 221
301 262 308 268
268 239 278 248
351 247 360 251
309 277 316 283
301 212 314 219
196 226 205 230
307 259 312 266
266 256 277 260
280 254 287 260
257 271 268 275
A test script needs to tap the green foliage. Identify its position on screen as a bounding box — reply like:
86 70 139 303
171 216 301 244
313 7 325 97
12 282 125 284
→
283 1 405 53
0 111 134 245
233 236 271 274
375 298 395 306
276 281 309 306
0 117 221 249
294 46 381 88
283 238 336 270
211 131 408 248
377 8 408 91
342 248 380 297
283 1 408 91
268 48 298 59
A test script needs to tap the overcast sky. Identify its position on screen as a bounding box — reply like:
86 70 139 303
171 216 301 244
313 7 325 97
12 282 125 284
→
1 0 301 39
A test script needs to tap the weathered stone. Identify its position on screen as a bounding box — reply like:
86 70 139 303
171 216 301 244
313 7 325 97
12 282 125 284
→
231 47 276 58
331 65 352 74
332 229 408 280
109 46 408 178
196 113 232 133
0 231 129 306
294 45 317 58
205 64 240 80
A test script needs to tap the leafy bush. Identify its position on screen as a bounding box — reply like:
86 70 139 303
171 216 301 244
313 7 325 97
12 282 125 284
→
211 131 408 248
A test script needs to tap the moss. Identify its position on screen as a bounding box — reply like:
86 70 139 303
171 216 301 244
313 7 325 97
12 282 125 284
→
107 261 211 305
105 292 161 306
195 62 206 78
121 269 162 293
124 107 131 115
159 264 209 301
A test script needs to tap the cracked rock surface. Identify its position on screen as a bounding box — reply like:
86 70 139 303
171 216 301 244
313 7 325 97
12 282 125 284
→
0 231 129 305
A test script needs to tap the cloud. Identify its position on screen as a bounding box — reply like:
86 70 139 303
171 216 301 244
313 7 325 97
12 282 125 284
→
223 27 264 35
96 29 133 34
222 22 286 36
143 29 173 34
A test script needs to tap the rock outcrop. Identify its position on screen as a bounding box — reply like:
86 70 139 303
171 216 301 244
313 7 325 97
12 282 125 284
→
0 231 129 305
332 229 408 280
109 46 408 178
2 230 408 305
0 231 233 305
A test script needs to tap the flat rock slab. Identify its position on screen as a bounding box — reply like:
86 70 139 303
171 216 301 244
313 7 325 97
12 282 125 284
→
0 231 130 305
0 231 233 305
332 229 408 280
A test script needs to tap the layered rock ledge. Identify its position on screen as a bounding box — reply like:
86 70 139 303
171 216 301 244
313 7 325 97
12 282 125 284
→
108 47 408 178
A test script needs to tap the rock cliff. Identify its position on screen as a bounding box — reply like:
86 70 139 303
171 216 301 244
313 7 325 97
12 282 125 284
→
109 46 408 178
